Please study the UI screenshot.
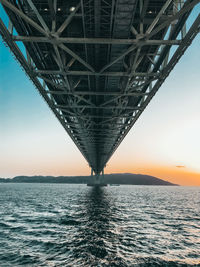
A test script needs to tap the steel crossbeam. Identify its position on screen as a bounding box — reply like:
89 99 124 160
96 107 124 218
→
0 0 199 175
12 36 182 45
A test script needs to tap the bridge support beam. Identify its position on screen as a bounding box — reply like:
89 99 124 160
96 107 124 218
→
87 168 107 186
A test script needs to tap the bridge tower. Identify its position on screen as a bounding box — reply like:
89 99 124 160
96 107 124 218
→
88 168 106 187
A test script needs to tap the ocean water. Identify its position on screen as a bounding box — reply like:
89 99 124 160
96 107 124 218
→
0 183 199 267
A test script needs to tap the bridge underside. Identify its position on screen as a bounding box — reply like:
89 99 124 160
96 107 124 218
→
0 0 200 175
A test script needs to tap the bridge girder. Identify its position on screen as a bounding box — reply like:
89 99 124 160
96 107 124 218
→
0 0 200 174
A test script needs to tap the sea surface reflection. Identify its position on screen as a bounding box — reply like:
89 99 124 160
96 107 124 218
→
0 183 199 266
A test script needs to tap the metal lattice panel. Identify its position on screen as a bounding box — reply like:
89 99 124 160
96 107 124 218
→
0 0 200 174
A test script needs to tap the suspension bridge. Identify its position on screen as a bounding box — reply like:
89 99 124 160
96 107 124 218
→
0 0 200 185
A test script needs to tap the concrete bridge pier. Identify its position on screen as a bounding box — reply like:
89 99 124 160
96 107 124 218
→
87 168 107 186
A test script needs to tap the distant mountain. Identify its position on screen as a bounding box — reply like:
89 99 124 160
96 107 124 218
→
0 173 177 185
105 173 177 185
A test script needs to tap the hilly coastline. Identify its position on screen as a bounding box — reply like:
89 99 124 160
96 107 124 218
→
0 173 177 185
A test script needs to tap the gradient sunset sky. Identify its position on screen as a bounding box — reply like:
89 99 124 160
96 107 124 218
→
0 5 200 185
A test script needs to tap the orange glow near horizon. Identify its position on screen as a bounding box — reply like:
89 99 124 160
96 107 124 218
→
3 161 200 186
105 163 200 186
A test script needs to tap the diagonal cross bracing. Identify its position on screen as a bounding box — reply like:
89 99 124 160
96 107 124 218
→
0 0 200 175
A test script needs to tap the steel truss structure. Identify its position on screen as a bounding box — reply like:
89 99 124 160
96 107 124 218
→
0 0 200 175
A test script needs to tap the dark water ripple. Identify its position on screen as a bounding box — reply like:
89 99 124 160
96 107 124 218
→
0 184 200 266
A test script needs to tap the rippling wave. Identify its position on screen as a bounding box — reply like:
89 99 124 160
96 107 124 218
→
0 184 199 266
